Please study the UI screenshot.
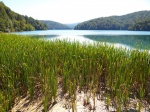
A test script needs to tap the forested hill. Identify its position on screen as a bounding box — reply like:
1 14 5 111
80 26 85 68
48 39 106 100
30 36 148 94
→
0 2 47 32
129 19 150 31
40 20 71 29
74 11 150 31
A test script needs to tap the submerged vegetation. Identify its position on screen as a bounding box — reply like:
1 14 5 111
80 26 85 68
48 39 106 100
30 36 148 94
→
84 35 150 50
0 34 150 111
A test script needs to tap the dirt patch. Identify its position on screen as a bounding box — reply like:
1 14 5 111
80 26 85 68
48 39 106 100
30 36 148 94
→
11 88 150 112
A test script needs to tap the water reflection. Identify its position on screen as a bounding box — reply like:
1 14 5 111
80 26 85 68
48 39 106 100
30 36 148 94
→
83 35 150 50
13 30 150 50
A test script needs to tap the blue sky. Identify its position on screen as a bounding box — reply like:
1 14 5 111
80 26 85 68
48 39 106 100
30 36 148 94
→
1 0 150 24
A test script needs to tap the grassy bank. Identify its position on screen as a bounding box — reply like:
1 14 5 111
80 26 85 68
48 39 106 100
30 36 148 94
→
0 34 150 111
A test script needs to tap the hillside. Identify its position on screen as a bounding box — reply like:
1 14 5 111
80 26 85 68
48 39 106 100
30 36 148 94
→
65 23 79 29
40 20 71 29
129 19 150 31
0 2 47 32
74 10 150 30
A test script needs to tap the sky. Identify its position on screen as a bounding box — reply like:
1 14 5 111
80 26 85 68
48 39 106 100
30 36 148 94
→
1 0 150 24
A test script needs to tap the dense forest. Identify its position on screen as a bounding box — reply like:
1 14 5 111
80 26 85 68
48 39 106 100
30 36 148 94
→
129 19 150 31
74 11 150 31
0 2 47 32
40 20 71 29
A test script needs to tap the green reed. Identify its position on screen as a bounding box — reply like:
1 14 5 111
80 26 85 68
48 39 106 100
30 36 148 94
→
0 34 149 111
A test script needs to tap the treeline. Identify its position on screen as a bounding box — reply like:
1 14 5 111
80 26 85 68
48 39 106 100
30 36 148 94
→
74 10 150 31
129 19 150 31
0 2 47 32
40 20 71 29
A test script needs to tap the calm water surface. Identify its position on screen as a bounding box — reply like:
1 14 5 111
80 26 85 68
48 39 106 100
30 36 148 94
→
13 30 150 50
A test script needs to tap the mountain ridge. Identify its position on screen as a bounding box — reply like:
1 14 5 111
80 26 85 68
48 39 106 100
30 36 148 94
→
40 20 71 30
65 23 80 29
74 10 150 31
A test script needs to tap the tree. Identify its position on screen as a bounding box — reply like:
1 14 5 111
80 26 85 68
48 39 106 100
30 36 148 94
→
0 2 47 32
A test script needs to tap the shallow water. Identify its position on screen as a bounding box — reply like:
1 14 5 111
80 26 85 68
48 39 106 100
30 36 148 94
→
13 30 150 51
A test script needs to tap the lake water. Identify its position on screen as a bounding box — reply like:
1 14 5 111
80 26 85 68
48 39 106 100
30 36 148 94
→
13 30 150 51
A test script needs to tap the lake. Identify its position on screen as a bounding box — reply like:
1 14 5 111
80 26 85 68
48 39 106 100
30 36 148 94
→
13 30 150 50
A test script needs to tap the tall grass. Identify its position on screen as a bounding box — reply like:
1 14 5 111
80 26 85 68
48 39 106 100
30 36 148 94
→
0 34 150 111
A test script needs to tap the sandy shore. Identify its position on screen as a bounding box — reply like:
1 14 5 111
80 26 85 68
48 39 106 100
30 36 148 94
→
11 86 149 112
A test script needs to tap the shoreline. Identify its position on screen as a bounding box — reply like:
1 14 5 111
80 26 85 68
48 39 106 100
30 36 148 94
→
11 92 150 112
11 83 150 112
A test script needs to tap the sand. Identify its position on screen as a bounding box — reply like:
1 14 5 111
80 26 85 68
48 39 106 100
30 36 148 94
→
11 87 149 112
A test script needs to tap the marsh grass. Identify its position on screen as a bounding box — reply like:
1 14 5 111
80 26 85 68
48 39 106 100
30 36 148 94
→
0 34 150 111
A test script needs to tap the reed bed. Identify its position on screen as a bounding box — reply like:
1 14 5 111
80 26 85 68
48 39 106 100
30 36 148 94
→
0 34 150 112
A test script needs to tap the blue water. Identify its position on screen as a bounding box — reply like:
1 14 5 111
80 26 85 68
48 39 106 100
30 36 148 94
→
13 30 150 36
13 30 150 50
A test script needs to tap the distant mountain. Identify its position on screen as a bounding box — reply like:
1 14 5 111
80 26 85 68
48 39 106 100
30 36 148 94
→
65 23 80 29
74 10 150 31
0 2 47 32
40 20 71 30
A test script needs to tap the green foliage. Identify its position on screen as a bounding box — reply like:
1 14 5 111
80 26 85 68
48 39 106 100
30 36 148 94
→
40 20 71 29
0 34 150 111
129 19 150 31
0 2 47 32
74 11 150 31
